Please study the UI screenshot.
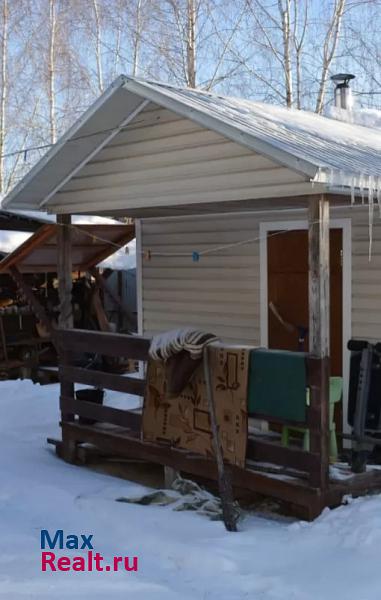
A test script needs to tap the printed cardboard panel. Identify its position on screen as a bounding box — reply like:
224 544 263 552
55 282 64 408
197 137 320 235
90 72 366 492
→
142 344 252 467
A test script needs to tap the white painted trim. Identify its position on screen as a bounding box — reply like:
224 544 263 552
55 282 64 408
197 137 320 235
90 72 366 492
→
259 218 352 436
135 218 145 384
39 99 150 208
135 218 143 336
137 202 369 225
341 219 352 439
2 75 129 209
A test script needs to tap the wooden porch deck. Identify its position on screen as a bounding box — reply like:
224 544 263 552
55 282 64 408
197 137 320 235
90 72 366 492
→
50 328 381 522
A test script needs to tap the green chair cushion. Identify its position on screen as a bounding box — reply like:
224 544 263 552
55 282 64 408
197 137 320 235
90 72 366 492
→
247 349 307 423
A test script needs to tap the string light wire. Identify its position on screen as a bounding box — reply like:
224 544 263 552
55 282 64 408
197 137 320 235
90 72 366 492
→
57 219 326 260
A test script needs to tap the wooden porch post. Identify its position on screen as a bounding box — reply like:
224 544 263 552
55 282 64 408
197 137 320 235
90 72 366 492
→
57 214 73 329
57 214 76 462
308 194 330 491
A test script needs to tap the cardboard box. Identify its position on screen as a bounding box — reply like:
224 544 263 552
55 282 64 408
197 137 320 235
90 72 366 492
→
142 344 252 467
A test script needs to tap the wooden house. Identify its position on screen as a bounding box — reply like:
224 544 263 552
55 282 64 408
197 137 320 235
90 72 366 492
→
2 75 381 519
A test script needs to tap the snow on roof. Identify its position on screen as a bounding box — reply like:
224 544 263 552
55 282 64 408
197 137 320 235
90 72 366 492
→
126 78 381 186
326 105 381 130
98 238 136 270
2 75 381 212
8 209 119 226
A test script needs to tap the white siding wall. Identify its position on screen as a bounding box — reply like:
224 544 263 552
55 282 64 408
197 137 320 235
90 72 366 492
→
351 209 381 341
56 103 309 213
141 206 381 345
141 213 261 343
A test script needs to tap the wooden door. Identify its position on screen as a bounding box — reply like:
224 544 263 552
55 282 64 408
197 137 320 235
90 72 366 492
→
267 229 342 375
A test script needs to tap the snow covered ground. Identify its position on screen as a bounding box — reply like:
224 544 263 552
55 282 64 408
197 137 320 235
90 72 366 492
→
1 378 381 599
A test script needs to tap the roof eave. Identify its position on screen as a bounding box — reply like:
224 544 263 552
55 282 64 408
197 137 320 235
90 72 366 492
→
2 75 131 210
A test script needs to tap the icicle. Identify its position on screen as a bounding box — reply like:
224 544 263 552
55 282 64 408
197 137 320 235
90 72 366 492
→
368 175 374 261
350 175 355 205
360 174 365 204
377 176 381 218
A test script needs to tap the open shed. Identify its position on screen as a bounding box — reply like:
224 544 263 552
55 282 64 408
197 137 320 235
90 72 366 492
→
3 75 381 519
0 221 135 381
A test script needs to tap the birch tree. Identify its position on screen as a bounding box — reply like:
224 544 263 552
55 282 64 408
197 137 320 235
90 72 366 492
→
92 0 104 93
278 0 293 106
0 0 8 193
1 0 381 196
315 0 346 113
48 0 57 143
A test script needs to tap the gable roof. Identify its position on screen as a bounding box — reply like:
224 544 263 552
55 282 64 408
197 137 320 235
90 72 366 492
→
2 75 381 212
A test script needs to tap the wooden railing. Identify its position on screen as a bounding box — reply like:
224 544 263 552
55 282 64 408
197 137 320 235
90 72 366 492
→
246 355 328 488
55 329 150 457
55 328 327 490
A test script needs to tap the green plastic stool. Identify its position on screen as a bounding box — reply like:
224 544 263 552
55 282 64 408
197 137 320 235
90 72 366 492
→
281 376 343 461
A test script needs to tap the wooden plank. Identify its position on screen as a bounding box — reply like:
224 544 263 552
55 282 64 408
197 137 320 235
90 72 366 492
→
308 194 330 491
247 437 321 475
8 266 55 337
0 224 56 272
61 422 322 514
56 213 75 462
89 267 136 331
60 396 141 430
55 328 151 360
248 410 310 429
59 365 146 396
326 470 381 510
91 287 112 332
203 345 237 532
308 194 330 357
57 214 73 329
0 316 8 361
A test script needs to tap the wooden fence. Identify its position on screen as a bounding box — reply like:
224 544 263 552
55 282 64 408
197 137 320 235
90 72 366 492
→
54 328 327 511
56 328 150 461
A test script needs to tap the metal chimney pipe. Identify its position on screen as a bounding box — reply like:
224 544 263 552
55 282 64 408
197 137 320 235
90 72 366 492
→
330 73 355 110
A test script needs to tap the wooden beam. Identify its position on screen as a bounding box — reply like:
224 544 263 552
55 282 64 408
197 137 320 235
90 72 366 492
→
89 267 135 331
57 214 73 329
55 328 150 360
203 345 237 532
57 214 75 462
91 286 112 332
61 422 324 519
247 437 321 476
60 395 142 431
308 195 330 490
59 365 146 396
308 195 330 357
9 265 54 336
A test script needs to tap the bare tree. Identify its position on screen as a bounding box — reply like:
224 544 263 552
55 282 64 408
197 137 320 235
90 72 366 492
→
0 0 8 193
186 0 196 87
92 0 104 93
132 0 143 76
48 0 57 143
315 0 346 113
293 1 308 109
1 0 381 196
278 0 293 106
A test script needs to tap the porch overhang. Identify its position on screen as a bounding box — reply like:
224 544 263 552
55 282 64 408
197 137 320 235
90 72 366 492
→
0 223 134 273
